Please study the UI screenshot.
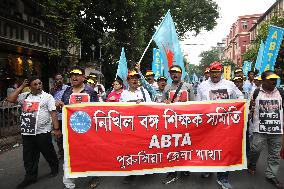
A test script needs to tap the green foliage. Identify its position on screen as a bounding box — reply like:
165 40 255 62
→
37 0 219 84
199 49 220 71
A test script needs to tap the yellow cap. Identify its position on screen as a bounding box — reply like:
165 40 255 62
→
89 74 97 78
169 67 182 73
145 70 154 76
234 68 243 73
254 76 262 81
70 69 83 75
233 76 243 81
266 73 280 80
87 79 95 84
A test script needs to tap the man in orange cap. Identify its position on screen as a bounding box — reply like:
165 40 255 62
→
197 61 243 189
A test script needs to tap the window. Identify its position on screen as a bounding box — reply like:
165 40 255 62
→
242 21 248 29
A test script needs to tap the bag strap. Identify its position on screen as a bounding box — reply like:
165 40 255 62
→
140 87 147 102
171 82 183 103
252 88 260 101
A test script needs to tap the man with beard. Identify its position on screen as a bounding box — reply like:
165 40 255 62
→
50 73 69 160
197 61 243 189
248 71 284 189
162 65 193 184
7 76 61 189
57 67 99 189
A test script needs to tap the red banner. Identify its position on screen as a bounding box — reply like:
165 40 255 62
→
63 100 248 178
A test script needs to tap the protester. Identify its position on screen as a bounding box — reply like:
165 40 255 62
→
163 65 194 103
197 61 243 189
251 76 262 93
88 73 106 101
248 70 284 189
6 76 61 189
120 70 151 103
234 68 244 78
243 71 255 93
57 67 99 189
106 79 124 102
233 76 250 99
162 65 193 184
50 73 69 160
86 78 95 89
155 76 167 102
145 70 158 89
6 81 17 97
119 70 151 184
204 67 210 81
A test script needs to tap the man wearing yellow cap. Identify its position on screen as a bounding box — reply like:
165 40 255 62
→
162 65 193 184
56 67 99 189
162 65 194 104
88 73 106 102
248 70 284 189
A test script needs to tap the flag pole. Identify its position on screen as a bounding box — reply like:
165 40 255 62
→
137 10 171 65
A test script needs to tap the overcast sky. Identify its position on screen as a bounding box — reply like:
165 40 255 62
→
180 0 276 65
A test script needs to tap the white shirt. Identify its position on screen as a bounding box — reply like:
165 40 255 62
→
18 91 56 134
196 78 244 100
252 87 283 134
120 87 152 102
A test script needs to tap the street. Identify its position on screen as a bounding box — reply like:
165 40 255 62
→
0 144 283 189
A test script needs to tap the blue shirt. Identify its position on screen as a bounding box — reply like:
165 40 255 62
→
61 84 98 105
52 84 69 120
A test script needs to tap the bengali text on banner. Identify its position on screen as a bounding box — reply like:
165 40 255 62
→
63 100 248 178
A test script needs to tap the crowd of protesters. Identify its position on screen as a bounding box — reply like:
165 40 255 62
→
5 61 284 189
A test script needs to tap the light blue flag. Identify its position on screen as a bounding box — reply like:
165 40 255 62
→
254 40 265 71
152 48 163 79
243 61 252 77
259 25 284 73
152 10 185 81
116 47 128 88
192 73 198 83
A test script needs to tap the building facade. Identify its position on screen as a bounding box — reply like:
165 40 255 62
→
224 14 262 67
0 0 80 100
250 0 284 42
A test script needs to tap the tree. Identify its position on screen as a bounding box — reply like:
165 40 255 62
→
199 49 220 71
36 0 220 85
